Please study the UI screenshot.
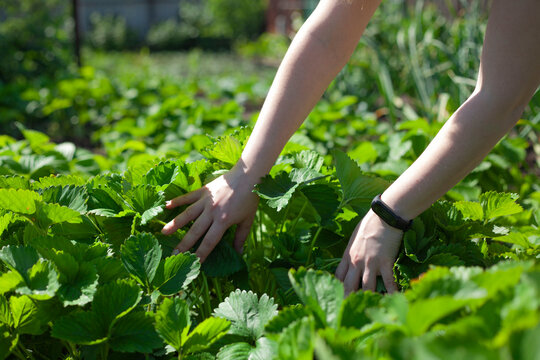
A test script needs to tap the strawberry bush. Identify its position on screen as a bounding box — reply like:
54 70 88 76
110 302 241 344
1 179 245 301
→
0 125 538 359
1 2 539 358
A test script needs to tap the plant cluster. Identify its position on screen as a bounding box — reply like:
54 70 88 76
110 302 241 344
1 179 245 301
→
0 126 538 359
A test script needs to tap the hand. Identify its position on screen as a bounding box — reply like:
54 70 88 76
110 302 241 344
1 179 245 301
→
161 165 259 262
335 209 403 295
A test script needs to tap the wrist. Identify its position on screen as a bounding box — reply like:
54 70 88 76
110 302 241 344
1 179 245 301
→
371 194 413 231
230 159 266 188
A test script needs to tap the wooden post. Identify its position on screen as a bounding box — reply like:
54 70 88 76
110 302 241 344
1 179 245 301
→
73 0 81 67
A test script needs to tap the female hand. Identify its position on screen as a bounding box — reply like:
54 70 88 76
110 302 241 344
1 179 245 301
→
335 209 403 295
161 164 259 262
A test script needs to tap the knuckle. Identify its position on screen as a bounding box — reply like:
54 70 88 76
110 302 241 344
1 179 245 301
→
349 252 363 266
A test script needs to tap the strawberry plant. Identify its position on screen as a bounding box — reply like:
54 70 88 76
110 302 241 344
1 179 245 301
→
0 127 537 359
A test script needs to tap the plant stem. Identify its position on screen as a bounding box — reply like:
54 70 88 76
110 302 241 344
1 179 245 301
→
101 343 109 360
211 277 223 303
279 206 290 235
12 346 26 360
306 227 323 266
201 273 212 318
18 341 36 360
289 201 308 233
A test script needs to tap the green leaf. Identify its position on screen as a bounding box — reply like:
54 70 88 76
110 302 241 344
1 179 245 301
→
337 290 382 329
201 135 243 166
51 311 107 345
254 169 323 212
52 252 98 306
0 245 39 281
152 252 200 295
32 174 86 189
183 317 230 354
19 127 49 147
92 279 142 331
155 297 191 351
213 290 278 340
291 150 324 172
121 233 162 288
16 260 60 300
0 295 12 327
0 188 42 214
289 268 344 328
19 155 67 180
454 201 484 221
276 317 315 360
40 185 88 213
406 296 470 336
254 172 299 212
86 187 125 216
265 305 310 334
217 338 276 360
0 175 29 190
300 184 340 225
109 311 163 353
124 185 165 225
143 161 178 188
168 160 210 196
492 233 533 249
201 235 245 277
0 324 10 360
0 271 23 294
0 212 16 238
35 203 82 228
480 191 523 220
333 150 390 214
9 295 44 335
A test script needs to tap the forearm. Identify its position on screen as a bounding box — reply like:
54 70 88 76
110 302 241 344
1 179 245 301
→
381 0 540 220
239 0 381 183
381 91 528 219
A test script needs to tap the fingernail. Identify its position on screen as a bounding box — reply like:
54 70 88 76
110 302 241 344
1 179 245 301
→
172 249 180 255
165 200 171 207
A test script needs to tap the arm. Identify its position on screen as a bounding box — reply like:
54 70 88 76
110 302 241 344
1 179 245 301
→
239 0 382 184
162 0 382 261
336 0 540 294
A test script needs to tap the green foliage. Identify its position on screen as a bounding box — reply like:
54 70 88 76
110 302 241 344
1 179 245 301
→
87 12 137 50
213 290 278 340
0 0 71 83
0 2 539 357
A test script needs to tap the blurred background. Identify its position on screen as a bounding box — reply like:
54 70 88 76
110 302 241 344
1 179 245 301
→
1 0 537 180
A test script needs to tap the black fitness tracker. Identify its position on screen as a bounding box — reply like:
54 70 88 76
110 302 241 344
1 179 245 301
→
370 194 412 231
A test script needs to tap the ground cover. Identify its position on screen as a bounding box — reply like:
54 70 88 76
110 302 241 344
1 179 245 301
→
0 2 539 359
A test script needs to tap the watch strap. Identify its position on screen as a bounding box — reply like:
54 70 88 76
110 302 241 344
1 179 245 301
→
370 194 412 231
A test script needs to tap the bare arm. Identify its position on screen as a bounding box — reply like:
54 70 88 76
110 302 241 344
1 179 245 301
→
336 0 540 294
240 0 382 184
162 0 382 261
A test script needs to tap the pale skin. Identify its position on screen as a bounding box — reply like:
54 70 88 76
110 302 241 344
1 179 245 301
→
162 0 540 295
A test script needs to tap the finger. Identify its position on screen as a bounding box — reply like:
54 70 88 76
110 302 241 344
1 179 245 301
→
343 266 362 296
380 262 398 294
335 258 349 281
166 189 203 209
234 217 254 254
361 267 376 292
175 211 213 253
336 237 355 281
162 201 204 235
196 223 226 263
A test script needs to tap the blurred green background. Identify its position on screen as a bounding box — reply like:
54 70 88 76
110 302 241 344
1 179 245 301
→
0 0 537 166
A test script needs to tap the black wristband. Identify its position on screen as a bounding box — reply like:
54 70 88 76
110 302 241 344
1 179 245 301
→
370 194 412 231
